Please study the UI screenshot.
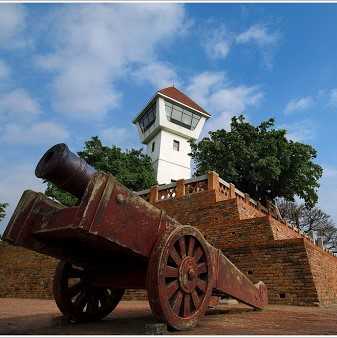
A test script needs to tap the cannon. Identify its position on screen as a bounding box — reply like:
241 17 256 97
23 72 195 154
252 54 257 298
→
3 143 268 330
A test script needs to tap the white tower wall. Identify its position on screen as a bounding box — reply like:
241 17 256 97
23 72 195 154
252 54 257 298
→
133 88 210 185
147 130 192 184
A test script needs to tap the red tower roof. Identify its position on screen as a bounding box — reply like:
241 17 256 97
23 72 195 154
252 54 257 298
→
158 86 210 116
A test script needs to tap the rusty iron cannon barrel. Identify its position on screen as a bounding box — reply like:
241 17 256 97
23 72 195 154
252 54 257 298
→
35 143 96 199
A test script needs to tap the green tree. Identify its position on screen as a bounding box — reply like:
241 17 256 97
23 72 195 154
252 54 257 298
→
190 115 322 207
45 136 157 206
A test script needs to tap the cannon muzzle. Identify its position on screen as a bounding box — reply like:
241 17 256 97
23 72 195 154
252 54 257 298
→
35 143 96 199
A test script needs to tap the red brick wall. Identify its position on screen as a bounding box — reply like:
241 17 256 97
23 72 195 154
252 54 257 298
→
236 197 265 219
2 189 337 307
123 289 147 300
0 241 57 298
155 194 274 248
0 241 148 301
223 239 320 306
268 216 303 240
305 240 337 305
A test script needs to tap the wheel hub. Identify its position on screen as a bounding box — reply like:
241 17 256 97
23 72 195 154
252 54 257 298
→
179 257 198 293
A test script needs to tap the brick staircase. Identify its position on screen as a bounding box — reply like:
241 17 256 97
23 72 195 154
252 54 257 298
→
141 172 337 306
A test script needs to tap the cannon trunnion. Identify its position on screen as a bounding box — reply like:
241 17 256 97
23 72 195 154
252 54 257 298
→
3 144 268 331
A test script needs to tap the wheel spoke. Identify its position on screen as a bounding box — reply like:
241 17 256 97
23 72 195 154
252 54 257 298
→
100 296 110 309
194 247 203 263
191 289 200 309
86 296 98 314
197 263 207 275
67 282 83 298
100 292 113 308
92 298 99 313
196 278 207 292
179 237 186 258
167 280 179 299
184 294 191 317
172 290 183 315
170 246 182 266
165 266 178 278
73 291 87 310
188 237 195 257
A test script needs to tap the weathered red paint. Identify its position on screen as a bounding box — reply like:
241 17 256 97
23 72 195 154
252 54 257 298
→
3 143 268 330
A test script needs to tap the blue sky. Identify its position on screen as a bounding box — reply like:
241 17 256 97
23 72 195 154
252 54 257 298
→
0 3 337 232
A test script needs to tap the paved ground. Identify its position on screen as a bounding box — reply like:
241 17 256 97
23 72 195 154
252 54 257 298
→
0 298 337 335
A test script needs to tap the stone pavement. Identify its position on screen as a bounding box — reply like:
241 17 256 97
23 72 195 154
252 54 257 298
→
0 298 337 335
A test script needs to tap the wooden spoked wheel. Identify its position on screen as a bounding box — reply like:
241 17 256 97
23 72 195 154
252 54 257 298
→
147 226 213 330
53 261 124 323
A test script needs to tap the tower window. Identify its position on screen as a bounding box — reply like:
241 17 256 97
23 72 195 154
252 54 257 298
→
139 102 156 133
165 101 201 130
173 140 180 151
152 142 155 152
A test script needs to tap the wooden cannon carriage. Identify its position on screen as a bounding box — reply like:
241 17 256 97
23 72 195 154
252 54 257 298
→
3 143 267 330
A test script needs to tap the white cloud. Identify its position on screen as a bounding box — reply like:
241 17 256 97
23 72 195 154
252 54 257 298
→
0 163 46 233
281 120 315 142
236 24 280 68
328 88 337 107
100 126 135 148
36 4 187 120
186 71 227 107
1 122 69 146
236 24 279 47
0 60 10 80
0 88 41 123
133 62 179 90
284 96 314 115
201 23 280 67
0 4 28 49
186 71 263 134
203 26 233 60
209 85 263 113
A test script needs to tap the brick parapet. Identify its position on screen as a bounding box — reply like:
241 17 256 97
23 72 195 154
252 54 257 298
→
236 197 265 219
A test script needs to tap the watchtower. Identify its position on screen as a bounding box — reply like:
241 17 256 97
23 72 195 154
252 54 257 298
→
133 87 211 184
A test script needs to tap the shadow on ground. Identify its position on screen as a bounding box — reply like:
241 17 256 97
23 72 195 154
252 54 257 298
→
0 303 255 335
1 300 337 335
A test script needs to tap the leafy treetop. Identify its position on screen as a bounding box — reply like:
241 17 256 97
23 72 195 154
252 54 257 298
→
45 136 157 206
190 115 323 207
